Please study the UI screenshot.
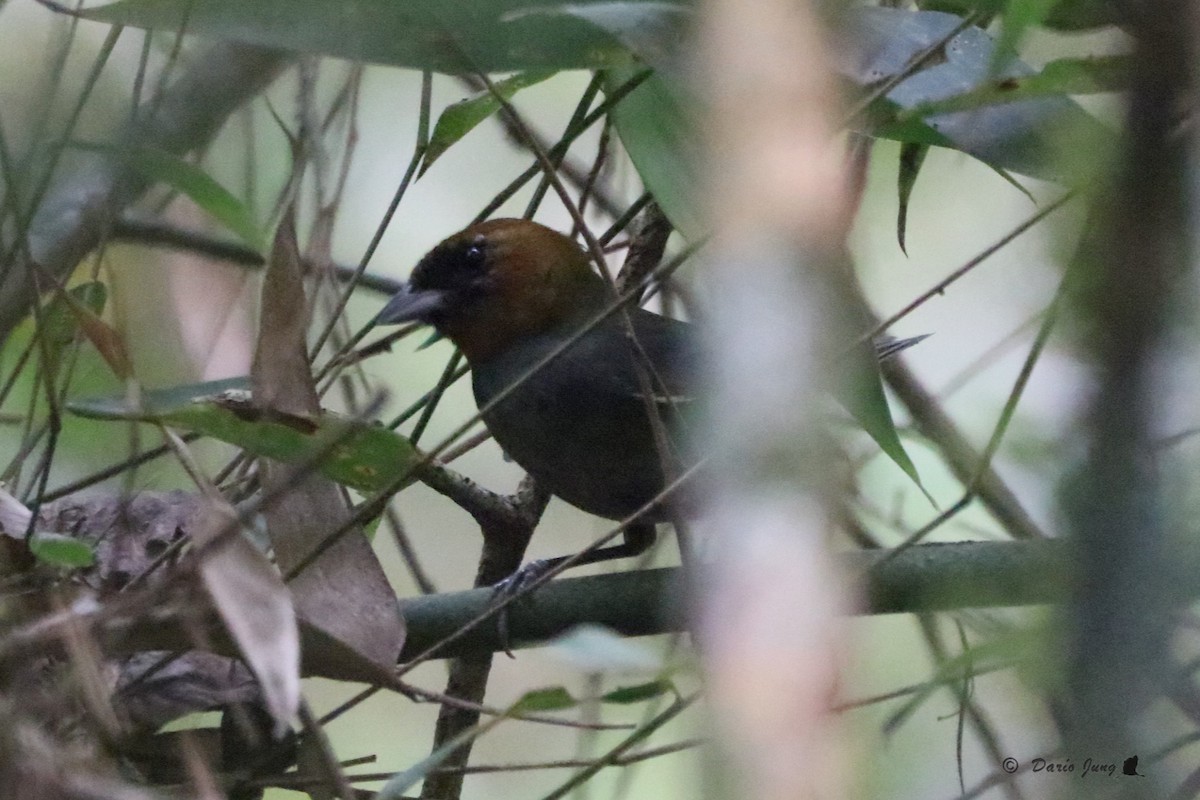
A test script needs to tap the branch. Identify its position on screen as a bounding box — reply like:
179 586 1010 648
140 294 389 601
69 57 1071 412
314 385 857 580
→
109 215 404 296
616 201 672 300
418 475 549 800
0 539 1081 680
398 540 1069 661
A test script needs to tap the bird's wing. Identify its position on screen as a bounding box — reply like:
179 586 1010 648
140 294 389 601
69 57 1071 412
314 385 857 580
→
579 308 697 410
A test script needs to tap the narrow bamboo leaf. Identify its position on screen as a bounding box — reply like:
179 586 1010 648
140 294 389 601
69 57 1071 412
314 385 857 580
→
991 0 1060 71
606 67 702 240
82 0 684 72
919 0 1121 30
421 70 556 176
68 380 422 494
837 355 927 495
897 143 928 255
1042 0 1124 29
74 144 263 250
903 54 1131 118
846 7 1112 181
866 104 960 149
73 376 248 412
39 275 132 379
376 717 496 800
376 685 569 799
602 679 674 704
511 686 577 712
29 531 96 568
40 282 107 381
41 283 107 345
882 630 1038 735
417 330 446 350
512 2 692 69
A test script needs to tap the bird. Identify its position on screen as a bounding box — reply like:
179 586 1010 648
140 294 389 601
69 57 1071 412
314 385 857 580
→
376 218 692 581
376 218 924 582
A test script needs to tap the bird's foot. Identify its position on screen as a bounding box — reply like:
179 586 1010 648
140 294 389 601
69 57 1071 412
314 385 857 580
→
492 558 555 601
489 559 555 657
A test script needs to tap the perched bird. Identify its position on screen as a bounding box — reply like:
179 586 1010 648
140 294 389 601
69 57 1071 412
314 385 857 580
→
376 218 687 575
377 218 923 578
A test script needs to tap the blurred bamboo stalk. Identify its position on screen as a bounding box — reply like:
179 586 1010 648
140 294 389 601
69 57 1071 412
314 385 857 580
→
696 0 857 798
1059 3 1193 796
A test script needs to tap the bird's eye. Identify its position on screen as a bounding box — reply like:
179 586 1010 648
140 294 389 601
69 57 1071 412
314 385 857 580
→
464 236 487 266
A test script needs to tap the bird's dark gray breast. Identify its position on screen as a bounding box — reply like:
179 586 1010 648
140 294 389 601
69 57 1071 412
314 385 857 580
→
470 313 693 521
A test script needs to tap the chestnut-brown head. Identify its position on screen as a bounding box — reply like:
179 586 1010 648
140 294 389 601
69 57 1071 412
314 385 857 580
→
376 219 607 362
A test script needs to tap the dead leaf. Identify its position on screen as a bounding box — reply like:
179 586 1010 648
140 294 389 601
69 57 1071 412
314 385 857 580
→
251 204 405 673
192 501 300 734
251 208 317 417
268 468 405 670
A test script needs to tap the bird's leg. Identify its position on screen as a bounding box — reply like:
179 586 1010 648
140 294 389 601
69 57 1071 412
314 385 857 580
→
491 523 658 649
496 522 657 593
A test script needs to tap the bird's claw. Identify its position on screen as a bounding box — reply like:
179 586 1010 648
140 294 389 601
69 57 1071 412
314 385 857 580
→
492 558 554 601
490 559 554 657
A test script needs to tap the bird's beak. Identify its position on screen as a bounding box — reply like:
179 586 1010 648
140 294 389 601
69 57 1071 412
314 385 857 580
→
375 284 447 326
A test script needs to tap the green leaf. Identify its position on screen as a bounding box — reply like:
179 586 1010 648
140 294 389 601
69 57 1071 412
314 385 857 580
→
606 67 702 240
870 105 1037 203
29 531 96 568
511 686 577 713
82 0 687 72
902 54 1131 118
42 282 107 344
919 0 1122 30
991 0 1060 72
847 8 1112 182
421 70 556 176
40 282 107 380
1042 0 1124 29
866 106 960 149
514 2 692 70
837 354 927 496
71 142 263 249
602 679 674 704
68 378 422 494
917 0 1004 16
376 682 586 799
896 143 927 255
417 329 446 350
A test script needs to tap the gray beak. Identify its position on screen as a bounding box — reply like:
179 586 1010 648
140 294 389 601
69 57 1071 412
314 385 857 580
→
375 285 447 325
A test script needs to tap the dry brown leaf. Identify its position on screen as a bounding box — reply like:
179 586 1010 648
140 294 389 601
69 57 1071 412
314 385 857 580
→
251 204 405 672
192 501 300 733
